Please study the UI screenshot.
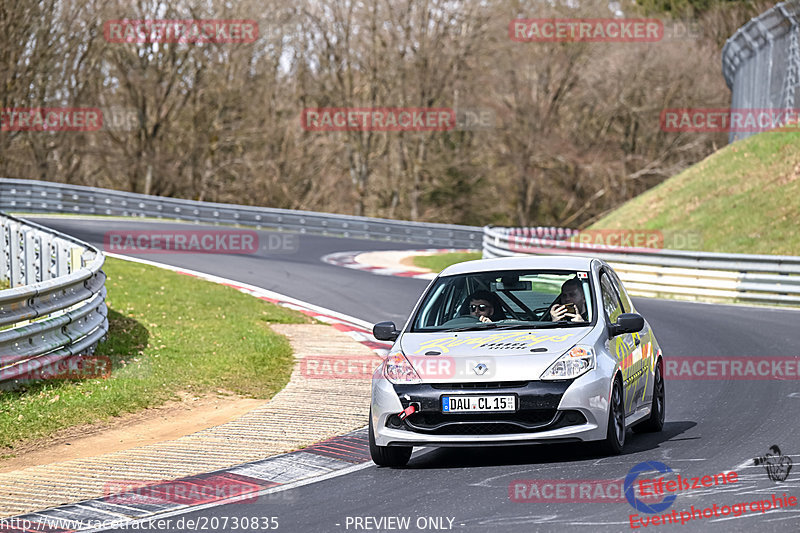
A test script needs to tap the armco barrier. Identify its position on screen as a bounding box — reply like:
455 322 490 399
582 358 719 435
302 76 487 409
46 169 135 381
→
0 212 108 385
0 179 482 249
3 178 800 307
484 226 800 306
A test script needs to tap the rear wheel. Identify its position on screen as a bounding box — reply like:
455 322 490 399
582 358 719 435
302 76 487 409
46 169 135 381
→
369 410 412 467
598 378 625 455
633 360 665 433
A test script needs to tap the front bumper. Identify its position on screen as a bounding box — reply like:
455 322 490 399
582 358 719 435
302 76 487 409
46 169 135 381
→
371 373 610 446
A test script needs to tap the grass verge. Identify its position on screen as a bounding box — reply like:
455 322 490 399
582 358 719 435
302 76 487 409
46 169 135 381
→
590 131 800 255
412 251 482 272
0 256 310 450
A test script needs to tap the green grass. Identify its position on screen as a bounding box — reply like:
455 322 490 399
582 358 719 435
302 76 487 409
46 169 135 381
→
0 257 310 450
412 252 482 272
590 131 800 255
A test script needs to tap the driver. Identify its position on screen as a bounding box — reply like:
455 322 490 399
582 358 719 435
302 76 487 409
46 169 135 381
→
548 278 587 322
465 290 505 323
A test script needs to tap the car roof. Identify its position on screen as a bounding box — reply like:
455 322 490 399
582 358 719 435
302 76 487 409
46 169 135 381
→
439 255 598 277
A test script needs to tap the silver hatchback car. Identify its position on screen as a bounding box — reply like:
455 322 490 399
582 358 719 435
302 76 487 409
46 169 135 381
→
369 256 664 467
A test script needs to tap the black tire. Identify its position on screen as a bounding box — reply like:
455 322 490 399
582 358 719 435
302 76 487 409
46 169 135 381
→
369 411 412 467
633 360 665 433
599 378 625 455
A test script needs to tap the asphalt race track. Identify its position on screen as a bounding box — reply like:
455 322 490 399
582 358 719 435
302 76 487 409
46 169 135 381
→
28 217 800 532
32 217 428 325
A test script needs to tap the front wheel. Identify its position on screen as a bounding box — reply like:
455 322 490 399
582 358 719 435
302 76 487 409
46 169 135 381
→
633 360 665 433
369 410 412 467
598 378 625 455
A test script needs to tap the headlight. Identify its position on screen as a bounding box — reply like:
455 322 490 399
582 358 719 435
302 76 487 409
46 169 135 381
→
383 351 422 384
540 345 595 380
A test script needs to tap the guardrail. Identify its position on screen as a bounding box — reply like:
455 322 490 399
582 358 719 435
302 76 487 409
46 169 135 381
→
483 226 800 306
4 178 800 308
0 178 482 249
0 212 108 386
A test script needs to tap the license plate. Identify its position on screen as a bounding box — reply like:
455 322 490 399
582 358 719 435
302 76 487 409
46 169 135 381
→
441 395 516 413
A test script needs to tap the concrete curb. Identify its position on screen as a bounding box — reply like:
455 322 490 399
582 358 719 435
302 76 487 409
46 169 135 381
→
321 248 476 280
0 254 393 531
3 429 374 533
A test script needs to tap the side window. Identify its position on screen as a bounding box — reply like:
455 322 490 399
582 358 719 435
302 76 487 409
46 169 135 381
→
599 272 623 323
417 283 446 327
608 269 634 313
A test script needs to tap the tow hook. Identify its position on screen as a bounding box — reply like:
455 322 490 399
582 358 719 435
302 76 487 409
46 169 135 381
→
398 403 418 420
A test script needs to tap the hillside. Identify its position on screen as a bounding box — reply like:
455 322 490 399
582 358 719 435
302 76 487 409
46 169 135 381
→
590 131 800 255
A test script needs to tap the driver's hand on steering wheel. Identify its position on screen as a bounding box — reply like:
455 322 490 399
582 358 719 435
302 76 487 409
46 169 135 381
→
478 315 493 323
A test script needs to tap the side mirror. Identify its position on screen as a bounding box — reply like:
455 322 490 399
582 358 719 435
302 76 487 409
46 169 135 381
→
373 321 400 342
610 313 645 336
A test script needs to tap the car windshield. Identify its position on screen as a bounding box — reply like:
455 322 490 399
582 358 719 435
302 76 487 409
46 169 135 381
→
410 269 595 332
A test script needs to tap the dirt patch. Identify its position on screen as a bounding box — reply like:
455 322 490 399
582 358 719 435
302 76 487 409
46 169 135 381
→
0 391 264 473
399 255 429 271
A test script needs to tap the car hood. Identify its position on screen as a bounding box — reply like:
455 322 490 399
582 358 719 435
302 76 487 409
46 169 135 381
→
399 327 593 382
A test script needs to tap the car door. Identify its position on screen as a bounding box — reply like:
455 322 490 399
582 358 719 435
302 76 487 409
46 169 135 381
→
607 268 655 413
599 270 638 418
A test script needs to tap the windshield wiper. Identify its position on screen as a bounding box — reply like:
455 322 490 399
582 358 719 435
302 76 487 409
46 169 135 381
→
535 320 590 328
443 320 590 332
489 322 590 330
444 323 508 332
445 321 550 332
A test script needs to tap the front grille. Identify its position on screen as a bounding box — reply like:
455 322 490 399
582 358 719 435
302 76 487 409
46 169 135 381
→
404 409 556 433
426 423 534 435
390 381 576 435
431 381 529 390
400 410 585 435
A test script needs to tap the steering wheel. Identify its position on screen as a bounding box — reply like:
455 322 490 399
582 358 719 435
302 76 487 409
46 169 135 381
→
441 315 481 328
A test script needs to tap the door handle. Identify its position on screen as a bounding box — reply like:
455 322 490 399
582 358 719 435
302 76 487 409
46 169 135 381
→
634 337 641 346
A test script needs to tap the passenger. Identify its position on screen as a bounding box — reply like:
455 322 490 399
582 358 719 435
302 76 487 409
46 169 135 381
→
548 278 587 322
